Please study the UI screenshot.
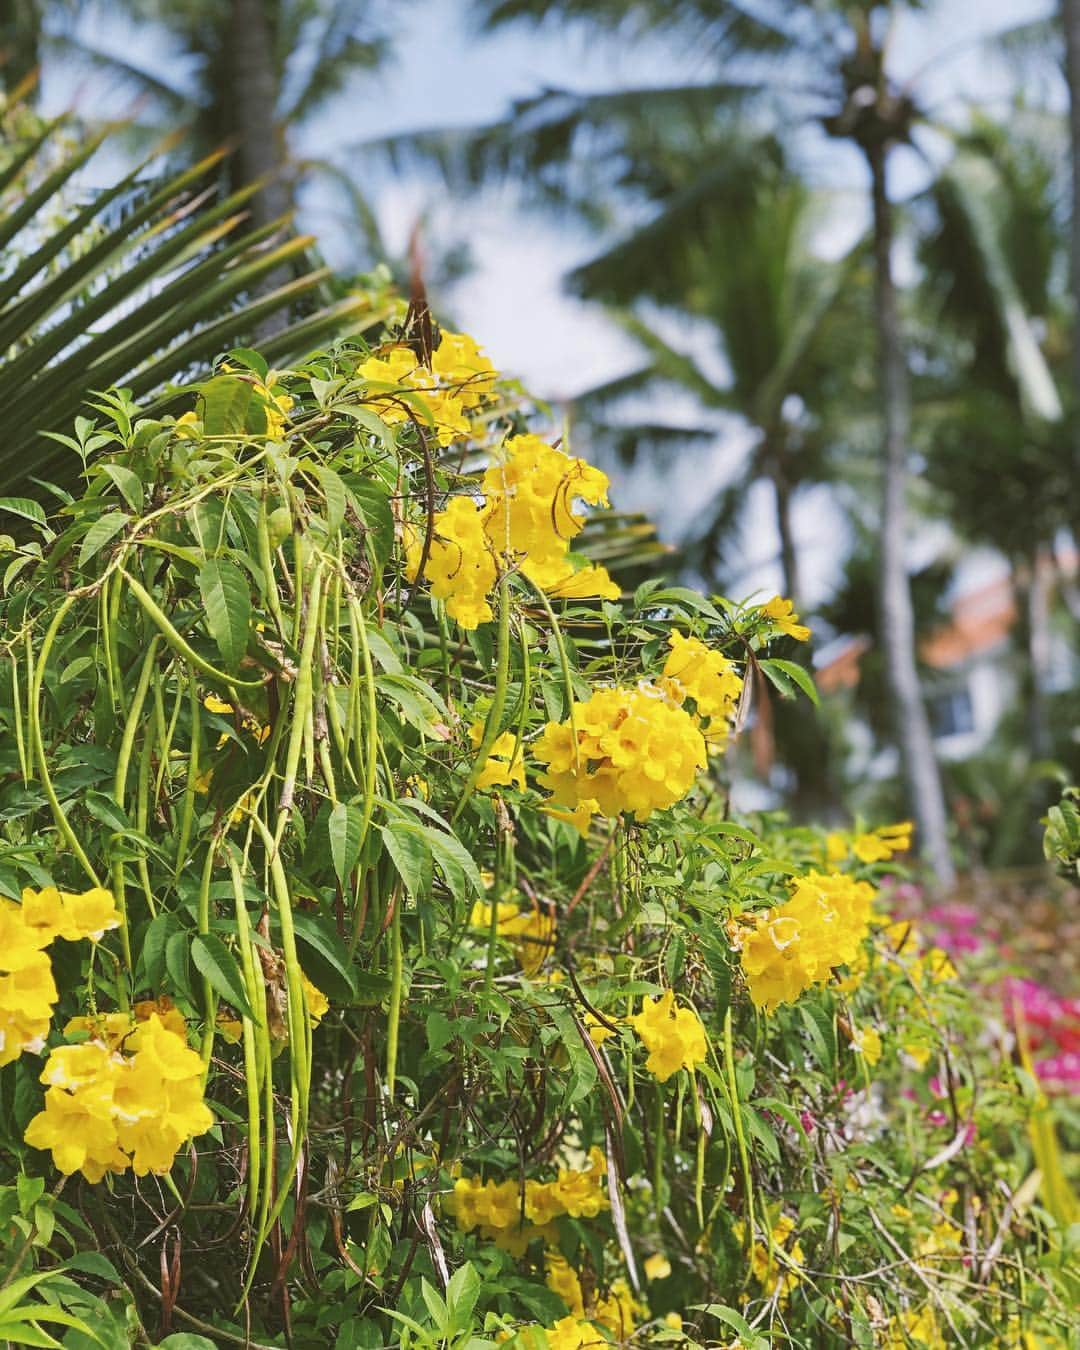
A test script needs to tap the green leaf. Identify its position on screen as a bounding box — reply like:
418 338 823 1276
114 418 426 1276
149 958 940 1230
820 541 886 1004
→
155 1338 220 1350
100 464 144 513
290 910 357 1001
759 657 819 706
799 998 837 1075
311 463 347 536
199 375 254 437
446 1261 481 1331
142 913 182 990
0 498 47 530
165 930 195 1004
78 510 129 567
545 1001 597 1107
380 820 430 900
191 933 256 1020
198 559 252 672
328 802 364 884
223 348 268 381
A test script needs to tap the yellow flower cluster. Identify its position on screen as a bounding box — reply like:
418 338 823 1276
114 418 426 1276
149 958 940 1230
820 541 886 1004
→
880 919 957 988
24 1008 213 1181
628 989 708 1082
1 888 122 1066
203 692 271 745
737 1213 805 1301
471 722 526 792
405 435 619 630
826 820 913 864
445 1147 607 1254
357 330 496 447
740 872 875 1012
533 684 707 826
760 595 811 641
660 632 744 749
470 900 555 976
530 1277 645 1346
885 1306 946 1349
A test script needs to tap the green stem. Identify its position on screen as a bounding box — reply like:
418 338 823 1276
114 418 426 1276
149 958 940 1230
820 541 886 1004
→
173 668 200 884
30 594 100 885
386 890 404 1098
724 1006 754 1249
453 570 511 823
197 841 219 1074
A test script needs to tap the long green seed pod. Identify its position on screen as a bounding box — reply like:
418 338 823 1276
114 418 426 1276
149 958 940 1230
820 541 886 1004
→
10 655 27 784
197 841 220 1074
121 569 264 691
240 815 310 1294
229 852 264 1218
100 577 117 711
275 563 323 845
173 668 200 884
256 487 287 641
108 570 128 716
30 593 100 885
110 637 162 963
386 889 404 1097
114 637 160 808
347 596 378 858
724 1006 754 1252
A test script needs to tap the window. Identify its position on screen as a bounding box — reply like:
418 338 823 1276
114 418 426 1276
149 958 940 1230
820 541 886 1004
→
930 687 974 739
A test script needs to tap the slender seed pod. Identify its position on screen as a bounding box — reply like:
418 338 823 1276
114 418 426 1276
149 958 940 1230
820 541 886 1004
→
108 569 128 715
275 563 323 842
100 577 117 711
256 486 287 641
173 668 201 884
30 593 100 885
10 655 27 784
197 841 220 1074
229 851 265 1218
724 1005 754 1252
121 569 264 690
386 888 404 1097
347 595 378 858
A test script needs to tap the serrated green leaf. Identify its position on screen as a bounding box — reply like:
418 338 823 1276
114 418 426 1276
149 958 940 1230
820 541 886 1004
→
191 933 256 1020
328 802 364 884
199 374 254 437
761 657 819 706
198 558 251 672
77 511 128 566
100 464 144 513
0 497 47 530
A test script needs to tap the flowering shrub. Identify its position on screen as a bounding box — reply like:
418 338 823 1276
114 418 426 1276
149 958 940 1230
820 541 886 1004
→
0 314 1074 1348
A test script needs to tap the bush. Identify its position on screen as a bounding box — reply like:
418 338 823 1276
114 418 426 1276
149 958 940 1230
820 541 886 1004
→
0 320 1074 1347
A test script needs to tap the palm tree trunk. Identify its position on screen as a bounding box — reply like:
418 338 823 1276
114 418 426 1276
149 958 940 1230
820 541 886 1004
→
227 0 291 337
866 140 955 887
1064 0 1080 407
770 460 801 603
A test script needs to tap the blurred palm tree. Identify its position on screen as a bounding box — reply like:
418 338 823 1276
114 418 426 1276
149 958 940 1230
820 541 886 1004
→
918 114 1075 761
564 128 872 602
43 0 393 238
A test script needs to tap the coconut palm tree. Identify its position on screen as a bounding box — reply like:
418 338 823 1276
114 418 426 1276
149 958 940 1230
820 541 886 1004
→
43 1 392 227
918 115 1075 761
564 129 871 603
